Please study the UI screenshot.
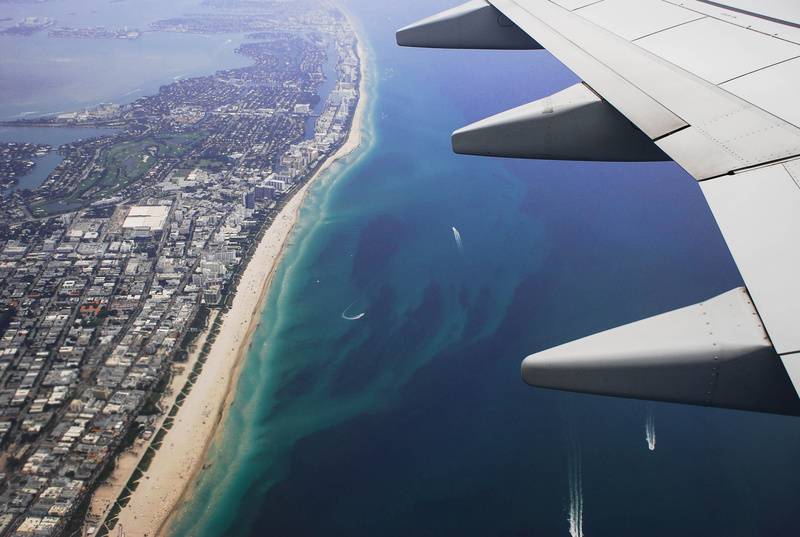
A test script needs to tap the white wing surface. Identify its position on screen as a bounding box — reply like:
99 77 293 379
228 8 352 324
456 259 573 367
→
397 0 800 415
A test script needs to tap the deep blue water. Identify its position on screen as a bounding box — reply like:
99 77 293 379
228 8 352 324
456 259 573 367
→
167 1 800 537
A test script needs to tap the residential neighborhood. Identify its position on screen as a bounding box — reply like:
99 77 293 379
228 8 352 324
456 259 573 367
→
0 6 359 535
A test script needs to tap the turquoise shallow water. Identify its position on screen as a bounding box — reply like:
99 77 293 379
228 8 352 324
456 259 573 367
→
169 2 800 537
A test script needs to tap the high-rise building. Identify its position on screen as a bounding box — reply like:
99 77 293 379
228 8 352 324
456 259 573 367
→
242 191 255 210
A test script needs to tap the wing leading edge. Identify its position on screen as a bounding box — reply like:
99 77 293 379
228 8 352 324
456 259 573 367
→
397 0 800 415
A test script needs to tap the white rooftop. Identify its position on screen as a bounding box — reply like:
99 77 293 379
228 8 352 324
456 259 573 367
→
122 205 170 231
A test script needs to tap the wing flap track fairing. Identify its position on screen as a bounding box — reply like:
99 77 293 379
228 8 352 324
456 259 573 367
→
396 0 542 50
452 82 669 161
522 288 800 415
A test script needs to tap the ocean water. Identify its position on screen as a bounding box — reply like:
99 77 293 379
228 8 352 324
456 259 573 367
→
168 1 800 537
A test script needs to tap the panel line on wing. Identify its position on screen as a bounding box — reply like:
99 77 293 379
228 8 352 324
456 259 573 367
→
571 0 608 12
725 153 800 179
696 0 800 30
717 54 800 86
662 0 800 45
629 18 707 43
651 124 690 142
552 0 602 11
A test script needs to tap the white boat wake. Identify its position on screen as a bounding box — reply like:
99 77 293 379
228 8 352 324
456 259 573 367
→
452 226 464 254
567 420 584 537
341 301 365 321
646 403 656 451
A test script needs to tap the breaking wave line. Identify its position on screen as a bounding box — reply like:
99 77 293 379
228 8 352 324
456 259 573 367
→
452 226 464 254
566 418 584 537
341 301 365 321
646 403 656 451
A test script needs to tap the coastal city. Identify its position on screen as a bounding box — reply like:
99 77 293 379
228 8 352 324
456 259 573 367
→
0 3 360 536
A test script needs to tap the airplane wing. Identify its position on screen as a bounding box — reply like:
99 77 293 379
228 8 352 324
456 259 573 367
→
397 0 800 415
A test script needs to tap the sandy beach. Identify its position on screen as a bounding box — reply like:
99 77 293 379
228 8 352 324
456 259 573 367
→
90 37 368 537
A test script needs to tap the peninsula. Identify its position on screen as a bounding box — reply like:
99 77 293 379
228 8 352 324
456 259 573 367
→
0 2 363 536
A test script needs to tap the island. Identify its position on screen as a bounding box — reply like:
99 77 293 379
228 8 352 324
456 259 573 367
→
0 18 55 37
0 143 52 191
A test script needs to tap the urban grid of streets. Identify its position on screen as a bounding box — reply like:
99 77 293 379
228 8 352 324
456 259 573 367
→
0 2 360 535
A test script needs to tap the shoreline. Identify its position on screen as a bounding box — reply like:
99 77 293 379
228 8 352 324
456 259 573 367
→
100 33 369 537
82 309 219 531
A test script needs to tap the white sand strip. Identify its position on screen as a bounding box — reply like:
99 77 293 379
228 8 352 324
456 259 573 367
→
102 36 368 537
